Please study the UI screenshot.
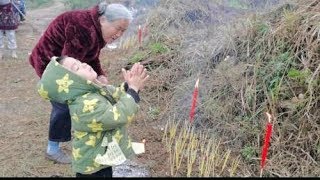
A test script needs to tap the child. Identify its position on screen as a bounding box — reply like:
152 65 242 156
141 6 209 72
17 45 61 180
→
37 56 149 177
0 0 19 59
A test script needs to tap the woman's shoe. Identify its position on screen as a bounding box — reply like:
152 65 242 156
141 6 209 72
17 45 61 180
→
45 149 71 164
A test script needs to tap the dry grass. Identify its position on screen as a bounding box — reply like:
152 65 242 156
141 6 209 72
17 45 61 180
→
226 1 320 176
137 0 320 177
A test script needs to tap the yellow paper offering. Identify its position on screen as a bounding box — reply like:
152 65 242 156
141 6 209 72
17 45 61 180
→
95 139 127 166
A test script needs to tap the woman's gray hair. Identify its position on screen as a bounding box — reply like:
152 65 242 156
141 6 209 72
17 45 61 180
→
98 2 133 22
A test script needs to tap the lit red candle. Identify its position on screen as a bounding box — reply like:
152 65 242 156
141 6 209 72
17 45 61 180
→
261 112 273 172
189 78 199 123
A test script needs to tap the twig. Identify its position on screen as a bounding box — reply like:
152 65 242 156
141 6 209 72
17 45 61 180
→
293 146 318 165
305 64 320 114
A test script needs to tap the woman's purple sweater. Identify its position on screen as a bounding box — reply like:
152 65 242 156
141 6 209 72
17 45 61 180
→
29 6 107 77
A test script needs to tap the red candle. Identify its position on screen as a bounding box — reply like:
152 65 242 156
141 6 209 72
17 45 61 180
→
189 78 199 123
261 112 273 170
138 25 142 47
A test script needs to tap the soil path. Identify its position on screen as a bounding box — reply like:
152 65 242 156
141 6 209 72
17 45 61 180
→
0 1 81 177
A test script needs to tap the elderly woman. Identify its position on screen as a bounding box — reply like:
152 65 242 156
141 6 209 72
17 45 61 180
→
29 2 132 164
0 0 19 59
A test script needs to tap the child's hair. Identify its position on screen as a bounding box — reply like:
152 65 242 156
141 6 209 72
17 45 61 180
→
56 56 68 63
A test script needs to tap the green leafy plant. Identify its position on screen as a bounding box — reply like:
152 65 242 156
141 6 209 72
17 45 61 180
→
129 52 147 64
287 68 312 85
257 52 293 101
241 145 256 161
147 106 161 120
150 42 169 54
254 21 270 36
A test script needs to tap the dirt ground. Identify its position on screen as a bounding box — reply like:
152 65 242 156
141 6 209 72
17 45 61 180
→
0 0 168 177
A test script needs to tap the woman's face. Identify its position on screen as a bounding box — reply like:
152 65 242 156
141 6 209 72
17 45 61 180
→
100 17 129 44
60 57 98 81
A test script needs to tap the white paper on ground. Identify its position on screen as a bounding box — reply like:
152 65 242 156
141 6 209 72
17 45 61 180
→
132 142 145 154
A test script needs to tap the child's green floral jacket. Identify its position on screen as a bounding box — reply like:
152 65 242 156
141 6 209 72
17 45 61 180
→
37 56 140 174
